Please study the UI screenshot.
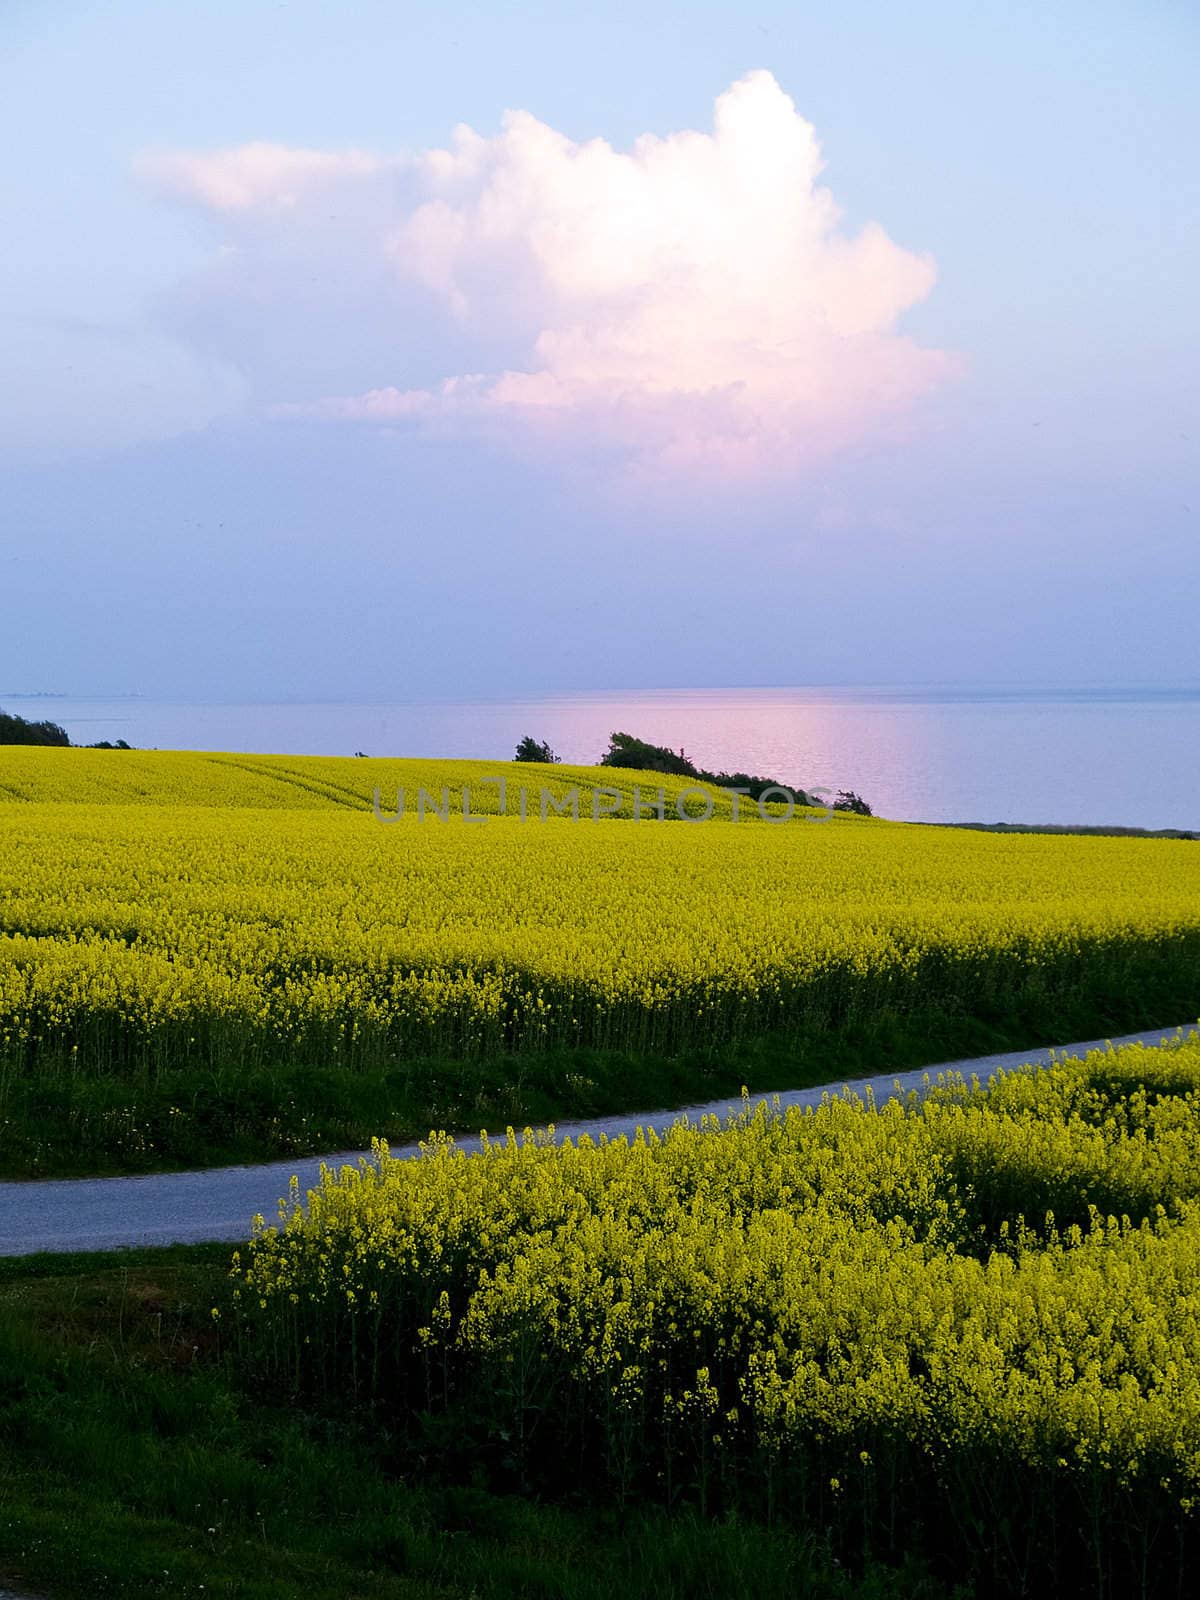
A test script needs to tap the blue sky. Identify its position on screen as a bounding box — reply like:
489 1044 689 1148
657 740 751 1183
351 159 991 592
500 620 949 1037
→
2 0 1196 698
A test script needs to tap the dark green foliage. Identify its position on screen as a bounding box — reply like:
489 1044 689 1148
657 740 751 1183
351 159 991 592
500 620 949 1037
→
599 730 813 806
0 707 70 746
514 735 560 763
0 708 134 749
834 791 873 816
600 730 697 777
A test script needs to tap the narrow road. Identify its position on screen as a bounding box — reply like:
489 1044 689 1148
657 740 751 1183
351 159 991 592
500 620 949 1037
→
1 1023 1195 1258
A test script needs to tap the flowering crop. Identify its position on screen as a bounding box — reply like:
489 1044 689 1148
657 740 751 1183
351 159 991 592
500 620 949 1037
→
1 750 1198 1081
0 746 815 819
237 1036 1200 1595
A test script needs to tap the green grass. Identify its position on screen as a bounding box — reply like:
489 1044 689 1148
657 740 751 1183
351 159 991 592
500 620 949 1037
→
4 980 1197 1178
0 1247 953 1600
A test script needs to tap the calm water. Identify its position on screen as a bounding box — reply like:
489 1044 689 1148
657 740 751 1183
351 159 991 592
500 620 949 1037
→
10 687 1200 831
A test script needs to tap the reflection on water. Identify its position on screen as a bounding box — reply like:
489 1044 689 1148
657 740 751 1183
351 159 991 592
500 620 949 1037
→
8 686 1200 832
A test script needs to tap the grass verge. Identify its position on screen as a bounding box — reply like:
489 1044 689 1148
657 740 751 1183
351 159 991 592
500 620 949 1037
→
0 1247 952 1600
5 988 1199 1181
3 976 1198 1179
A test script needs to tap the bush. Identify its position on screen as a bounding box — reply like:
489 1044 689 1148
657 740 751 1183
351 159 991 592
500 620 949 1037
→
515 736 559 763
834 791 873 817
599 730 812 806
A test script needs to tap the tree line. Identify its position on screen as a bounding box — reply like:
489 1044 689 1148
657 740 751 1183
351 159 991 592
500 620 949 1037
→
0 707 131 749
515 730 871 814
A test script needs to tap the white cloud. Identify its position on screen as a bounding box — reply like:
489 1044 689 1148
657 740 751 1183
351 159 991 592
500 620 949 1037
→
147 73 955 480
138 142 395 212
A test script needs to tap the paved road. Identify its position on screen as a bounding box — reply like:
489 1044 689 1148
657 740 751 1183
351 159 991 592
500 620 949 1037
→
1 1022 1196 1258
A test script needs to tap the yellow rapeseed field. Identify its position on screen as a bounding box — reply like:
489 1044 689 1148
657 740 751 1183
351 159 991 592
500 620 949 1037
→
0 745 811 818
1 759 1198 1068
2 747 1198 1175
238 1036 1200 1592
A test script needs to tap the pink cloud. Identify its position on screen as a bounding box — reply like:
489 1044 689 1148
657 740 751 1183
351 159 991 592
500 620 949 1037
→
149 73 956 480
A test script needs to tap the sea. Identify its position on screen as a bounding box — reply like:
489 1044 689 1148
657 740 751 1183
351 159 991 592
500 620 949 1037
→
7 686 1199 833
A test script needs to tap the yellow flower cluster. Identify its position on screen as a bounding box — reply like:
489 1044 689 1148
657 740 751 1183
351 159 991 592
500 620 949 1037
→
238 1037 1200 1584
1 750 1198 1070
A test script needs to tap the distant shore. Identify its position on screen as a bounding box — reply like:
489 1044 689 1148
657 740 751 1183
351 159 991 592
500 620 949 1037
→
926 820 1197 840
